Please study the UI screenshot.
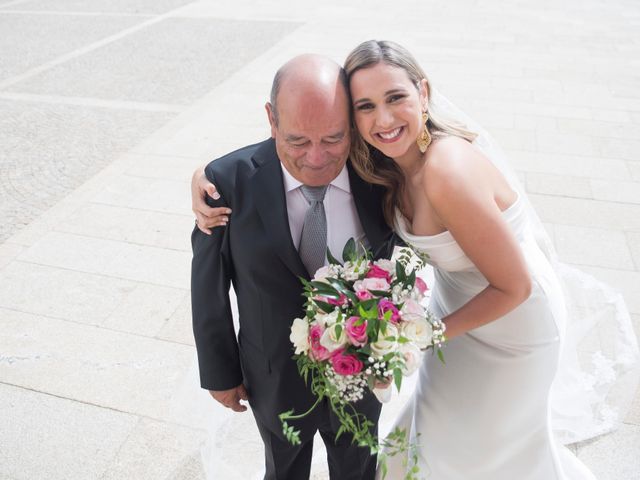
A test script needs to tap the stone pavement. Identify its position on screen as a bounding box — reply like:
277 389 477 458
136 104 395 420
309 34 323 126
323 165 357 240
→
1 0 639 479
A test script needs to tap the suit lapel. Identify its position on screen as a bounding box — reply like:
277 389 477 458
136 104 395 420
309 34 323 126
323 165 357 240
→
348 162 391 255
251 140 309 280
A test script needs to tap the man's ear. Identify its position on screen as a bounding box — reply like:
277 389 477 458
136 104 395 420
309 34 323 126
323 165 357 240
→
265 102 277 138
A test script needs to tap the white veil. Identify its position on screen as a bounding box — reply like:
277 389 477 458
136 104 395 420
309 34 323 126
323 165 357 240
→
428 89 640 444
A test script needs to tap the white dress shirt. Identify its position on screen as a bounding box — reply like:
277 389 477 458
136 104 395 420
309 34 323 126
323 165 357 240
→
280 164 367 263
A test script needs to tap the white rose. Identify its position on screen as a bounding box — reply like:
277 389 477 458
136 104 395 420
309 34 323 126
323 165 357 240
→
313 265 332 282
374 259 396 275
315 309 340 327
401 299 425 317
354 277 390 293
289 318 309 355
401 317 433 349
399 342 422 376
370 324 399 357
319 322 348 353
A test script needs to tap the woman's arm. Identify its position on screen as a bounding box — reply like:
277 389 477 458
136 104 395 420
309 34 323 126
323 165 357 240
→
424 138 532 340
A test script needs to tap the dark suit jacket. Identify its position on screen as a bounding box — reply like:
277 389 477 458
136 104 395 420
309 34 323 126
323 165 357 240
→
191 138 394 441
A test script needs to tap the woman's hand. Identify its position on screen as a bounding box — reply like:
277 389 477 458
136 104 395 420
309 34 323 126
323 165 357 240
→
191 165 231 235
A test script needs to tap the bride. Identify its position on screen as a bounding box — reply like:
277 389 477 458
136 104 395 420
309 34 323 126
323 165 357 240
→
191 40 638 479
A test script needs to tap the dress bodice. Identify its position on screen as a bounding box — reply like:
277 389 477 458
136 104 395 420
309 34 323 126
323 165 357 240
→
394 194 526 273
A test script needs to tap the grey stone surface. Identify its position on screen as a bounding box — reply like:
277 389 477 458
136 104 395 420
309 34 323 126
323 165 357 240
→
8 18 301 104
99 418 206 480
554 225 635 271
0 100 174 243
17 231 191 289
0 13 143 82
56 202 194 251
0 383 137 480
1 0 190 14
0 308 194 419
576 423 640 480
0 261 137 324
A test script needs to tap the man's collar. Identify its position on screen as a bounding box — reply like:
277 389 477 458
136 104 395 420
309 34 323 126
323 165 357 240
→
280 163 351 193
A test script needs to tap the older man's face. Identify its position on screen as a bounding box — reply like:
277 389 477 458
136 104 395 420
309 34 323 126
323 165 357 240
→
266 84 351 187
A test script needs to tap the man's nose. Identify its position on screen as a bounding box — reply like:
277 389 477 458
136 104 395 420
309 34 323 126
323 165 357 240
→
306 145 324 165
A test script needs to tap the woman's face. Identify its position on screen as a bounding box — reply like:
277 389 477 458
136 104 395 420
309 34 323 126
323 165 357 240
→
350 62 428 161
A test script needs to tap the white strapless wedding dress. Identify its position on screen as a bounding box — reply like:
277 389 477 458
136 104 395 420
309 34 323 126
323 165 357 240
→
381 195 597 480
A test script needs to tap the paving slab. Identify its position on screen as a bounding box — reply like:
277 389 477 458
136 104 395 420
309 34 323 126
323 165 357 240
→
0 12 144 82
0 383 137 480
8 18 301 105
99 417 206 480
0 261 137 324
590 179 640 205
554 225 634 271
56 202 194 251
576 423 640 480
0 308 193 419
17 231 191 289
529 194 640 231
156 292 194 346
578 266 640 315
509 151 630 180
525 173 593 199
0 0 191 14
628 232 640 271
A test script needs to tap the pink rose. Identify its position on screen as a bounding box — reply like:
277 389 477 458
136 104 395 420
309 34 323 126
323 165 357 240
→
314 294 349 307
327 294 349 306
378 299 401 324
414 277 428 295
366 265 392 283
309 324 331 361
331 350 364 376
356 290 373 301
345 316 368 347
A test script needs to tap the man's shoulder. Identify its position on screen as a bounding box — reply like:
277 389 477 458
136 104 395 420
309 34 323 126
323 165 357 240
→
205 138 275 179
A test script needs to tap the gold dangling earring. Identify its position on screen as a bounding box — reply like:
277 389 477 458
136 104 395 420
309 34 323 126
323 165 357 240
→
417 111 432 153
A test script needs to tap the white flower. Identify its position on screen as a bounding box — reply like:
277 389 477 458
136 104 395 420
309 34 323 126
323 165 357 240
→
399 342 422 376
319 322 348 352
401 299 425 317
289 318 309 355
401 317 433 349
370 324 399 357
315 309 340 327
313 265 332 282
354 277 390 293
341 260 367 281
374 259 396 276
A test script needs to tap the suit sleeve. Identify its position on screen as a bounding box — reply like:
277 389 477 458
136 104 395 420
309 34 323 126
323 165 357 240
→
190 168 242 391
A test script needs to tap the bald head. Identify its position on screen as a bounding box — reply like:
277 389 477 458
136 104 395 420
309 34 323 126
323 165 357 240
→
269 54 349 125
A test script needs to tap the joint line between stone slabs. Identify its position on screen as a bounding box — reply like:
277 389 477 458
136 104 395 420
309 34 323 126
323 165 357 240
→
0 92 186 113
0 9 153 18
0 380 205 430
0 0 31 8
83 201 194 220
0 305 193 347
14 259 189 291
0 4 188 90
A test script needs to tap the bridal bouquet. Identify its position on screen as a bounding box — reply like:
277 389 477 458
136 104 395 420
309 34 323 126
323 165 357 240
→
279 239 446 479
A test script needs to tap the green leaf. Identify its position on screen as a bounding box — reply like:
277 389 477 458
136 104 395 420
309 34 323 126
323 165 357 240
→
327 247 343 266
335 323 343 338
437 348 446 365
393 368 403 391
314 300 335 313
342 237 357 262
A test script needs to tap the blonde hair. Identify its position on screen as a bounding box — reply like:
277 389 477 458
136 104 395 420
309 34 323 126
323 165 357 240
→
344 40 477 226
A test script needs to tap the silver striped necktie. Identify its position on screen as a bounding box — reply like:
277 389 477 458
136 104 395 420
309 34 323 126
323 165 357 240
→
298 184 328 276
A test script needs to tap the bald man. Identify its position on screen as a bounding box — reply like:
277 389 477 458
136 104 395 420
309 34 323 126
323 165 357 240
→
191 55 394 479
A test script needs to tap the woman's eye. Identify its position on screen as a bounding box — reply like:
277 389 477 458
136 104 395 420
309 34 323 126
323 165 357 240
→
356 103 374 111
388 94 406 103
